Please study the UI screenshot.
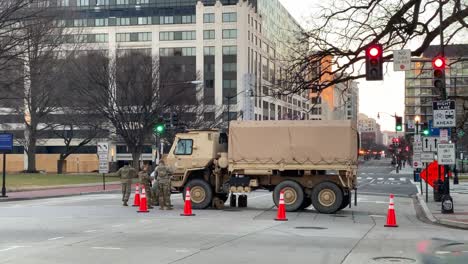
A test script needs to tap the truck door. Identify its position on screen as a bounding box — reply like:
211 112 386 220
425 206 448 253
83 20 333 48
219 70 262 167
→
171 138 195 175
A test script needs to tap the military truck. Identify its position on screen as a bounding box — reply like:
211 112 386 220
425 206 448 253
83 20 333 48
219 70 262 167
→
165 120 358 214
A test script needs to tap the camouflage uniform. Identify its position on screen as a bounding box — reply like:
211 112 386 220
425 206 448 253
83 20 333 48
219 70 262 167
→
157 164 173 210
116 165 137 206
151 174 159 206
138 170 153 208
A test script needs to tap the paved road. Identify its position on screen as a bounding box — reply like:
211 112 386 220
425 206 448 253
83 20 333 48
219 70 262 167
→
357 159 418 197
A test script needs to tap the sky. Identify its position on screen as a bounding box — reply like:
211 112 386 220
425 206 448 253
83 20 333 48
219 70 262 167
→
279 0 406 131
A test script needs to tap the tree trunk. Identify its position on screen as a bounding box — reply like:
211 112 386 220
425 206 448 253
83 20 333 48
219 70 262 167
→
57 157 66 174
26 129 37 173
131 151 141 171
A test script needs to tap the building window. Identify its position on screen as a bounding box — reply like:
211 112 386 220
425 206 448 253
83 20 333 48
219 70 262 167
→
222 12 237 22
58 0 70 6
160 31 196 41
159 47 196 57
204 13 215 23
204 46 215 56
160 16 174 24
182 15 196 24
222 46 237 55
222 29 237 39
95 18 108 26
116 0 129 5
203 30 215 40
77 0 89 6
116 17 130 26
96 0 108 5
223 63 236 72
136 0 149 4
73 19 87 27
116 32 151 42
138 17 150 25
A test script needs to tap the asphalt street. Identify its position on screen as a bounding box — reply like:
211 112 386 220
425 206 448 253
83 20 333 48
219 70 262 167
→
0 159 466 264
357 159 418 198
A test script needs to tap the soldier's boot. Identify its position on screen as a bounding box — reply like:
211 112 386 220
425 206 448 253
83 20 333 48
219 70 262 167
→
123 201 128 206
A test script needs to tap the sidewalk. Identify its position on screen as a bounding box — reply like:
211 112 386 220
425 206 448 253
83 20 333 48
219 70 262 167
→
416 180 468 229
0 182 126 202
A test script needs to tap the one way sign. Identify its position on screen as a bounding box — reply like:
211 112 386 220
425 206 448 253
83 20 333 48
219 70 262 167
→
422 137 438 152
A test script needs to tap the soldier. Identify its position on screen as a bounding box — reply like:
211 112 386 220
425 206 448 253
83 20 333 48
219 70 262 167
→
150 168 159 207
115 161 137 206
138 164 154 209
156 160 173 210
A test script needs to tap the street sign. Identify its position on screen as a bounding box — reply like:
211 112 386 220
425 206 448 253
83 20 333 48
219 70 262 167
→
439 129 449 143
407 120 415 129
414 134 421 143
437 143 455 165
413 159 423 169
433 100 456 128
422 137 438 152
97 142 109 174
0 133 13 152
459 130 465 138
421 152 435 163
393 49 411 71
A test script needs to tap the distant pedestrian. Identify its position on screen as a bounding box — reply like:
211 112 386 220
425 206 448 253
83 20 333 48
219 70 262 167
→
115 161 137 206
138 164 154 209
156 160 173 210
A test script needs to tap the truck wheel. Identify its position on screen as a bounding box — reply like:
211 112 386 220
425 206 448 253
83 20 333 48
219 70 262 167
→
273 181 305 212
311 182 344 214
238 194 248 208
184 179 213 209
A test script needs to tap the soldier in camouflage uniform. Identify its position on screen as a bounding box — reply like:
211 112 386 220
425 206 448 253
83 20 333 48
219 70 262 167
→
115 161 137 206
156 160 173 210
150 169 159 206
138 165 154 209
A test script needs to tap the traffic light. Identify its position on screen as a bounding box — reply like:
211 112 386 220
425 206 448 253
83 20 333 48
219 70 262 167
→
395 116 403 131
171 113 179 128
154 118 165 135
432 56 446 90
365 44 383 81
421 123 429 136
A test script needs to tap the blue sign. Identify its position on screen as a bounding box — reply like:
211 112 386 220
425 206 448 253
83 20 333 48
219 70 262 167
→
0 133 13 152
428 120 451 137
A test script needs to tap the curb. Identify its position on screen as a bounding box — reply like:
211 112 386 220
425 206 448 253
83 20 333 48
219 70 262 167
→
416 194 468 229
0 190 120 203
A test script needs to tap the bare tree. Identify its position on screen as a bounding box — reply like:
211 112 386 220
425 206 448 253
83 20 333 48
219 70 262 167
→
69 50 203 169
277 0 468 95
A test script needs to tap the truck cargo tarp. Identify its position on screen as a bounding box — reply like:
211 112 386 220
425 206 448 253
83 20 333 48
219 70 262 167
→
228 121 358 166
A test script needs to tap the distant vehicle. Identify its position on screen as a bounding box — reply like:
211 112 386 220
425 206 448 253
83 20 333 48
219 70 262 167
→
164 120 359 214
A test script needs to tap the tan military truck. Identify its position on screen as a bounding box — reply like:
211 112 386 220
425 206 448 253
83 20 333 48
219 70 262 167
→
165 120 358 214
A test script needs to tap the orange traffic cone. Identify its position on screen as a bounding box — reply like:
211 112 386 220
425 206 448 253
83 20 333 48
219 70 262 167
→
384 194 398 227
275 190 288 221
137 186 149 213
132 183 140 207
180 188 195 216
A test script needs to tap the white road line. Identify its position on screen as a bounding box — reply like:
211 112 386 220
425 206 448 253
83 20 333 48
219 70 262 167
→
47 237 64 241
400 178 406 181
378 178 384 180
410 180 415 184
84 230 97 233
366 177 372 180
0 246 27 252
359 201 388 204
368 173 375 175
389 178 395 181
357 177 362 180
111 224 124 228
369 215 385 218
361 173 367 175
91 247 121 250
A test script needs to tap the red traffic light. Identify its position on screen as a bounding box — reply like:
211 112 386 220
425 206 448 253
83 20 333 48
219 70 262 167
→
432 56 445 69
367 46 381 57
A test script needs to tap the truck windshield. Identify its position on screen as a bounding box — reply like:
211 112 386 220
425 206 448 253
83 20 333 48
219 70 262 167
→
175 139 193 155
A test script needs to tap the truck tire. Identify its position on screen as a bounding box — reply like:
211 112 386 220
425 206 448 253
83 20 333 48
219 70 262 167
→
183 179 213 209
311 182 343 214
273 181 305 212
230 194 237 207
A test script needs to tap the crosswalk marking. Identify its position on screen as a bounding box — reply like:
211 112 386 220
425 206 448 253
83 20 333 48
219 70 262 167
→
400 178 406 182
389 178 395 181
378 178 383 180
366 177 372 180
357 177 362 180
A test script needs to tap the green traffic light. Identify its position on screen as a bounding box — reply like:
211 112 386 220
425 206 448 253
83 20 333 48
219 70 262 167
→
423 130 429 136
396 125 402 131
154 124 165 134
